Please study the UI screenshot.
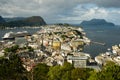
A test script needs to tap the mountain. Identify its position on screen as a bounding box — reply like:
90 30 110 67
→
7 16 47 27
80 19 115 26
0 16 6 23
23 16 46 25
24 16 44 23
4 17 25 22
0 16 46 27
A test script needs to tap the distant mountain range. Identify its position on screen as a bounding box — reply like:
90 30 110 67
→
80 19 115 26
0 16 46 27
0 16 116 28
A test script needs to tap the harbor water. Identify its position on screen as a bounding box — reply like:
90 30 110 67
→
0 26 120 57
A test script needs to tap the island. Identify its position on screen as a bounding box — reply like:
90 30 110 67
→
80 19 115 26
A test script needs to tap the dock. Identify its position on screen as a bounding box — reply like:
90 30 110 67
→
91 41 105 46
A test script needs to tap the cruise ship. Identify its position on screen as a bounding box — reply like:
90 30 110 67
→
2 31 30 40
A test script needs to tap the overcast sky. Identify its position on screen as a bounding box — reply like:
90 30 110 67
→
0 0 120 24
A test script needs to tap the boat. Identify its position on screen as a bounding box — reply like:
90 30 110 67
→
2 31 15 40
2 31 31 40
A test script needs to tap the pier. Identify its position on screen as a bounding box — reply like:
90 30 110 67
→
91 41 105 46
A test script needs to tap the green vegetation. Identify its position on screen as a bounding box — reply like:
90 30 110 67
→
4 45 19 56
27 46 34 52
4 45 34 56
47 62 93 80
0 58 120 80
71 68 93 80
1 45 120 80
48 62 74 80
4 45 19 53
0 54 27 80
33 63 49 80
88 61 120 80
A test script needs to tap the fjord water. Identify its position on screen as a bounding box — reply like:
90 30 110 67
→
82 25 120 57
0 26 120 57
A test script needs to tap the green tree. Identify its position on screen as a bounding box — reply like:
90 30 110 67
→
33 63 49 80
48 65 61 80
88 61 120 80
48 62 74 80
71 68 93 80
0 54 27 80
27 46 34 52
87 71 98 80
61 71 71 80
4 45 19 56
99 61 120 80
61 62 74 80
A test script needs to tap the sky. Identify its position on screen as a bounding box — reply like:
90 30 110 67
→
0 0 120 25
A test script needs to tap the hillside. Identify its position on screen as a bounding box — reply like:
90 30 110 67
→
0 16 46 27
80 19 115 26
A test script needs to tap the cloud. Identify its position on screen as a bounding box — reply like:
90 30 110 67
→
0 0 80 23
59 4 120 25
0 0 120 24
94 0 120 8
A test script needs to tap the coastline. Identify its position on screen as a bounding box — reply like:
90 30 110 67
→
1 25 120 57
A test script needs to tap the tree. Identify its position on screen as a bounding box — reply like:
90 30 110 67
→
88 61 120 80
87 71 99 80
99 61 120 80
61 71 71 80
33 63 49 80
71 68 93 80
4 45 19 56
61 62 74 80
48 62 74 80
27 46 34 52
0 54 27 80
48 65 61 80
